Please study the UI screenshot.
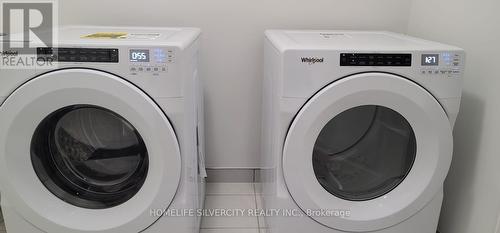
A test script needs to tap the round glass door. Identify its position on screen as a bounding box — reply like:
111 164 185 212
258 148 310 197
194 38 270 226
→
313 105 416 201
31 105 149 209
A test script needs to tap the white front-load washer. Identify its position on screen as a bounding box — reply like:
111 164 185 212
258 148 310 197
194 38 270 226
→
260 30 465 233
0 26 206 233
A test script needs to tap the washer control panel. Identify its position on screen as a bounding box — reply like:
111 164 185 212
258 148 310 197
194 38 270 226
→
37 47 119 63
420 52 463 77
128 48 175 76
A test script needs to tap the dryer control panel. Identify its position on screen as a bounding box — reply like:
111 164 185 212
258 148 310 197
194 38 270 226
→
338 52 463 78
340 53 412 67
419 52 463 77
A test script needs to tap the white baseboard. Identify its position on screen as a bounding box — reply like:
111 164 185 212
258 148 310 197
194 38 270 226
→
206 168 260 183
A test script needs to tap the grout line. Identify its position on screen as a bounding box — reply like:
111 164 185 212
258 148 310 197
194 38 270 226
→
252 182 262 229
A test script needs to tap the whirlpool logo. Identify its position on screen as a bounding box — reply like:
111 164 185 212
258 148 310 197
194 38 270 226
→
301 57 324 65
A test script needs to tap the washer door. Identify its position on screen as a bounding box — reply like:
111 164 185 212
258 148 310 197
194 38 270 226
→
283 73 452 232
0 69 181 233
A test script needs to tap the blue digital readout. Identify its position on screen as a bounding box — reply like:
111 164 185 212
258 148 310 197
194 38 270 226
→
130 49 150 62
421 54 439 66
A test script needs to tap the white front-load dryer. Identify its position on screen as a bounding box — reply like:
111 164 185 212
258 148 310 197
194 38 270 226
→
0 26 206 233
260 30 465 233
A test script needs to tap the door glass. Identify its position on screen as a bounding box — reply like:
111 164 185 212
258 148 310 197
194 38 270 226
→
312 105 416 201
31 105 148 209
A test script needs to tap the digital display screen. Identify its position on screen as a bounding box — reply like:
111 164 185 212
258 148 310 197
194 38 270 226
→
422 54 439 66
130 49 150 62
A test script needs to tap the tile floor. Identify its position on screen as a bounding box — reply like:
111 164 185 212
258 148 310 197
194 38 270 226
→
201 183 266 233
0 183 265 233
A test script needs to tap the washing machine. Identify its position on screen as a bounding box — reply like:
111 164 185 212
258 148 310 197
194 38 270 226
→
0 26 206 233
260 30 464 233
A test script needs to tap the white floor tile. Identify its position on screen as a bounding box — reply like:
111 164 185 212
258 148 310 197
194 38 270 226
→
200 229 259 233
207 183 255 195
255 195 263 210
253 183 262 195
201 215 259 229
205 194 257 209
202 195 258 229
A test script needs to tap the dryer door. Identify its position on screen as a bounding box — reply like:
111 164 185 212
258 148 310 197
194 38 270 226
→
283 73 452 232
0 69 181 233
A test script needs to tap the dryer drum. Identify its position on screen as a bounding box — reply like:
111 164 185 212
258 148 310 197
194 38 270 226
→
312 105 417 201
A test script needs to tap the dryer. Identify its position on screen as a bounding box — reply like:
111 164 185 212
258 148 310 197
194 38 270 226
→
260 30 464 233
0 26 206 233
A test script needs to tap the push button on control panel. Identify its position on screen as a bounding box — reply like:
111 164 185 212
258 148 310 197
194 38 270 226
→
340 53 412 66
130 66 167 75
421 69 458 76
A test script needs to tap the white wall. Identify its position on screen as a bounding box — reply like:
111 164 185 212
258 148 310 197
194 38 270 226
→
407 0 500 232
58 0 412 168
